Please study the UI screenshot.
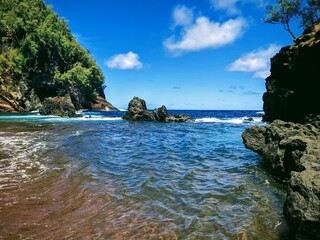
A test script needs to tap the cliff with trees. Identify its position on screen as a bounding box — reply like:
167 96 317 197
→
0 0 117 116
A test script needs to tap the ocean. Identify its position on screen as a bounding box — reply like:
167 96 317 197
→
0 110 288 239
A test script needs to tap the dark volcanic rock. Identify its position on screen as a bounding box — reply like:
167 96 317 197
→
154 105 169 122
244 117 254 122
39 95 77 117
242 120 319 179
167 114 193 122
242 120 320 239
243 21 320 240
122 97 156 121
122 97 193 122
284 170 320 240
91 96 118 111
263 21 320 123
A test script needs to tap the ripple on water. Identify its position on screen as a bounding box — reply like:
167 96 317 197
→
0 120 288 239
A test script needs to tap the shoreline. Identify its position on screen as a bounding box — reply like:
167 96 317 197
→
0 111 288 239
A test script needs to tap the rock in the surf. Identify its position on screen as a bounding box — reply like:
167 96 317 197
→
122 97 193 123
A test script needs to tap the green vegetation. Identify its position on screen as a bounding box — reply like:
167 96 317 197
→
0 0 105 110
264 0 320 38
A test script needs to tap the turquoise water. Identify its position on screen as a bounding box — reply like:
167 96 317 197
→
0 111 288 239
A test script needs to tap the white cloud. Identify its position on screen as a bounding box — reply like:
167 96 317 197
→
211 0 240 15
210 0 263 15
253 70 271 79
173 5 194 27
164 7 247 54
226 44 280 78
105 51 143 70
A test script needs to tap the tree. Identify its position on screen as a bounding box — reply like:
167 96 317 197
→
0 0 106 110
301 0 320 28
264 0 320 39
264 0 302 39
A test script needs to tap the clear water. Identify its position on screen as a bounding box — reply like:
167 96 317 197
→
0 110 288 239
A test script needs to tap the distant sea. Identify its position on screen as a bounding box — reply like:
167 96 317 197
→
0 110 288 239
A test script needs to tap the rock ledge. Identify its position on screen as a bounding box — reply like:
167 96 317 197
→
242 119 320 239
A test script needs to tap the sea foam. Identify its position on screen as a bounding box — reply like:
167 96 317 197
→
195 117 262 124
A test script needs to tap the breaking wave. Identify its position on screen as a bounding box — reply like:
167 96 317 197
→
195 117 262 124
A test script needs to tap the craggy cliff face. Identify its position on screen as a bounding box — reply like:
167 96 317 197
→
263 21 320 123
243 21 320 240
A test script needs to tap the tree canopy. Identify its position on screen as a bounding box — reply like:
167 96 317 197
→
264 0 320 38
0 0 105 109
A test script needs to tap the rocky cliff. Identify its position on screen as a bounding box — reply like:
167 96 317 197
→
243 21 320 240
0 0 117 116
263 21 320 123
0 77 117 116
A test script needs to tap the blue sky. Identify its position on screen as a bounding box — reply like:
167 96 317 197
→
44 0 301 110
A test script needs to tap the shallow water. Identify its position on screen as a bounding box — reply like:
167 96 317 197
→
0 111 288 239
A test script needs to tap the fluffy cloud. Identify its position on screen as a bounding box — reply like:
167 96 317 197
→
105 51 143 70
173 5 193 27
164 6 247 54
226 44 280 78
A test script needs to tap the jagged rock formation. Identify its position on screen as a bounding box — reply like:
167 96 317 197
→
243 120 320 239
263 21 320 123
122 97 156 121
122 97 193 123
243 21 320 240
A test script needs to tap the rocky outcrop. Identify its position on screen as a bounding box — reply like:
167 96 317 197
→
0 76 117 116
0 78 42 112
91 96 118 111
39 95 78 117
243 21 320 240
285 169 320 239
243 120 320 177
242 120 320 239
122 97 193 123
263 21 320 123
122 97 156 121
37 95 117 117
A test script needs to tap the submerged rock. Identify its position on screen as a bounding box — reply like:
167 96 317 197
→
167 114 192 122
122 97 193 122
243 117 254 122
